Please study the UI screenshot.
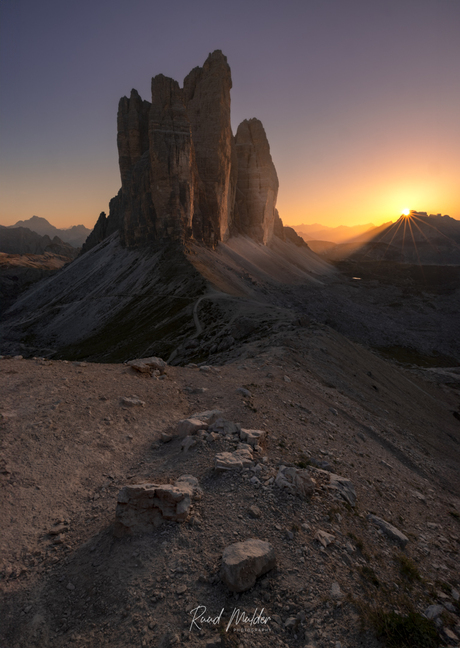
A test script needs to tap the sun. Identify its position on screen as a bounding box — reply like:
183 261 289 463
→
402 208 410 216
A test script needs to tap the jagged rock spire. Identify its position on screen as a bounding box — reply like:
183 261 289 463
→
85 51 282 251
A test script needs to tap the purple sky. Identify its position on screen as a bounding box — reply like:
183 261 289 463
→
1 0 459 230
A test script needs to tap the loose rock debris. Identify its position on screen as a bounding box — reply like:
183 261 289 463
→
1 333 459 648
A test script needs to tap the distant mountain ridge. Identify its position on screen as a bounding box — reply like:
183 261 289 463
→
290 222 376 244
313 212 460 264
8 216 91 248
0 225 80 258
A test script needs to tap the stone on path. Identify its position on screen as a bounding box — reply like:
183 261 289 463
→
220 538 276 592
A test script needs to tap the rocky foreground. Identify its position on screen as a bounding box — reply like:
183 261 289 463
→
1 324 459 648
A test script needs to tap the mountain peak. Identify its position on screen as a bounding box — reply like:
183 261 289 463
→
84 51 281 252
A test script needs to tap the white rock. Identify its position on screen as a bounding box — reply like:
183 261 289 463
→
220 538 276 592
331 582 344 599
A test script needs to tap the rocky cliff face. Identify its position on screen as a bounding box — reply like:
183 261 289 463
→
234 118 279 244
84 51 284 252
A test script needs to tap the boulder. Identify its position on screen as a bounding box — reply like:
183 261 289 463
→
220 538 276 592
114 475 201 536
329 473 356 507
177 418 209 437
127 356 167 374
239 428 265 447
367 514 408 548
275 466 315 499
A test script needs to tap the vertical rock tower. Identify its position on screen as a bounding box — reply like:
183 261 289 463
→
85 51 280 252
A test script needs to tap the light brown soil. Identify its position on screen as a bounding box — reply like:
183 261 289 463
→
1 325 459 648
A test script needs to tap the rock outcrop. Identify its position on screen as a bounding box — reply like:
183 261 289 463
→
83 51 284 253
234 118 279 244
220 538 276 592
114 475 202 536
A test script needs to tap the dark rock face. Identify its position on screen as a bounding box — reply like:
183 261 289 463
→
83 51 285 253
284 226 310 248
184 51 236 245
234 118 279 244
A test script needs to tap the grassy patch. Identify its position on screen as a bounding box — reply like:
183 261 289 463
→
368 609 438 648
396 554 421 582
360 566 380 588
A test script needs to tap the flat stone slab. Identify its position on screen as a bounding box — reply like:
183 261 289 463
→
220 538 276 592
367 514 408 548
120 396 145 408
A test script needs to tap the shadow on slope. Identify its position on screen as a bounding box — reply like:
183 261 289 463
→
0 233 335 363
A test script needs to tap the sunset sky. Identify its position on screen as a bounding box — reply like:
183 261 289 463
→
1 0 459 231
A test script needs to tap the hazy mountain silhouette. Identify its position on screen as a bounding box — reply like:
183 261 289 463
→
9 216 91 248
291 222 375 244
